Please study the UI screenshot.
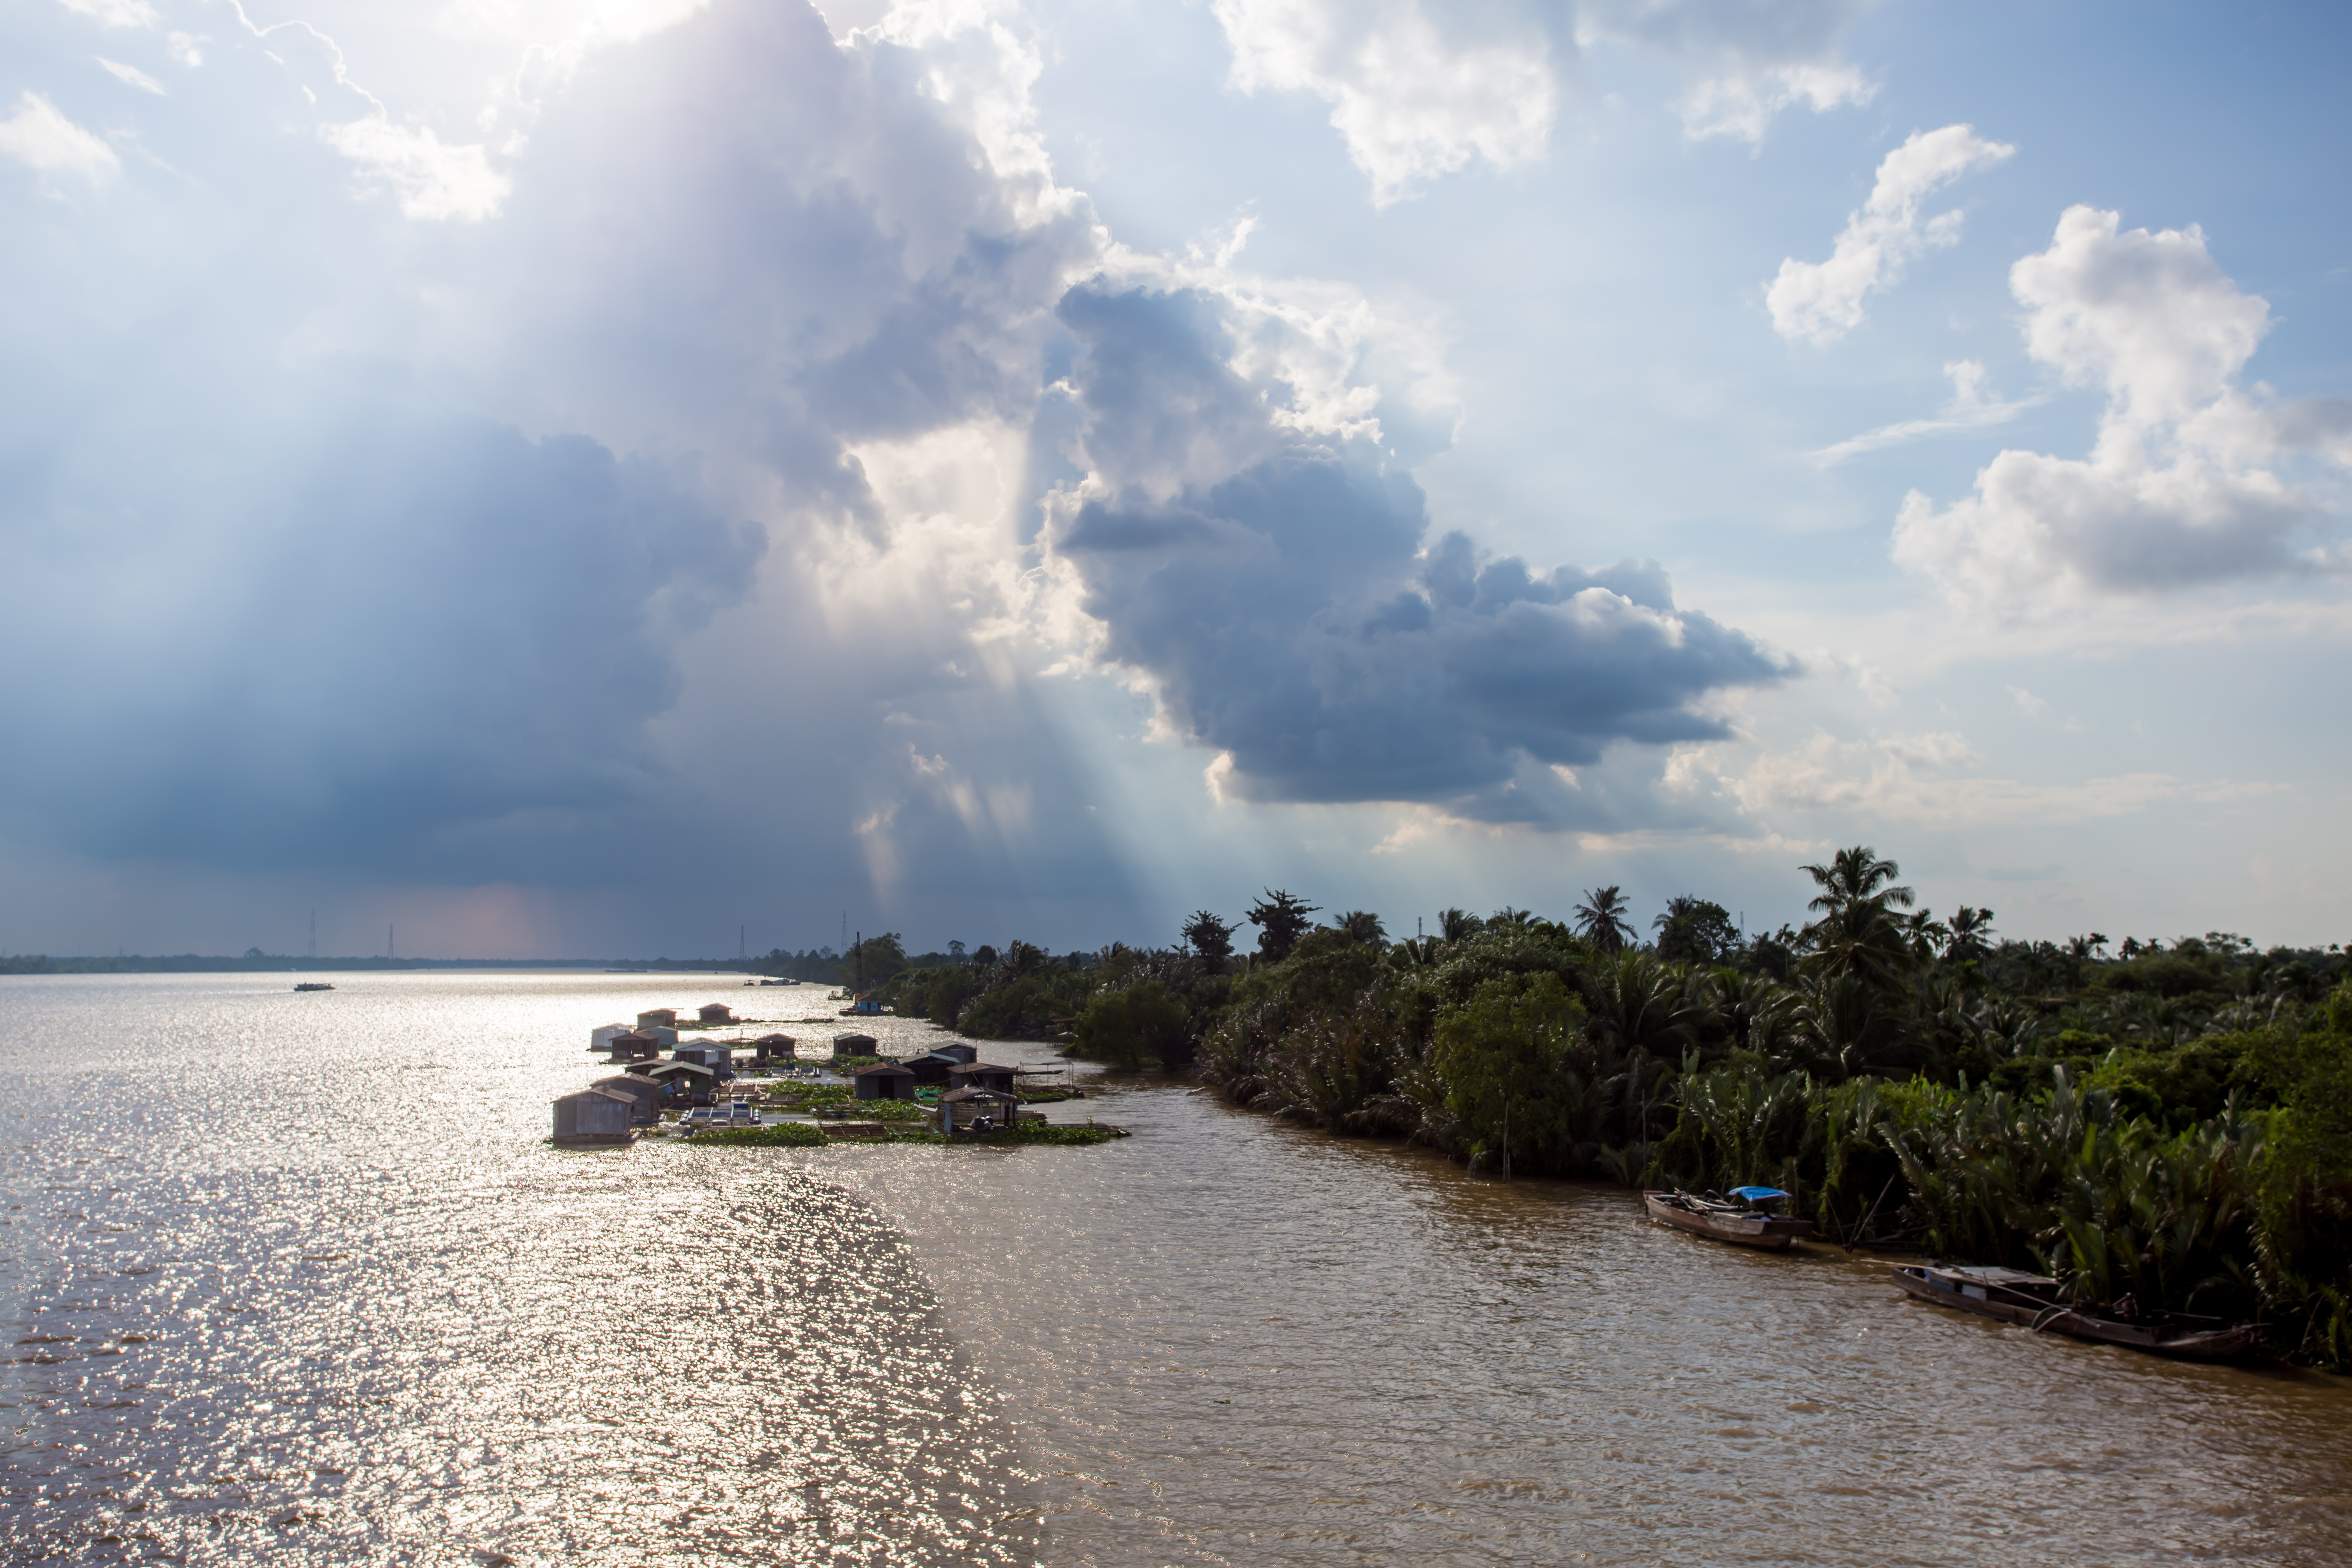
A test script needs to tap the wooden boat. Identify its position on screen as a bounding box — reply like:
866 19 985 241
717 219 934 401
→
1642 1188 1815 1250
1891 1263 2264 1359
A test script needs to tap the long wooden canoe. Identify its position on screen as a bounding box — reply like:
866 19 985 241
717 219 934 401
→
1891 1264 2263 1360
1642 1190 1815 1250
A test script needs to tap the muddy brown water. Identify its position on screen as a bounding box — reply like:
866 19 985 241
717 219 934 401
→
3 972 2347 1564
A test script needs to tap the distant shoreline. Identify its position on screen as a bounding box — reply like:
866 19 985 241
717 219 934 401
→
0 956 765 976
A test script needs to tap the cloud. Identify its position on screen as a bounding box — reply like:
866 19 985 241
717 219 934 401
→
1767 124 2014 343
1687 730 2203 830
321 117 509 221
0 0 1126 920
1211 0 1557 206
1892 206 2352 615
96 56 166 94
1585 0 1878 142
1208 0 1876 204
1045 284 1790 823
58 0 158 27
0 368 763 865
0 90 119 182
1811 359 2041 464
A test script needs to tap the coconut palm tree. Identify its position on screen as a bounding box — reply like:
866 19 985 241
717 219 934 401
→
1797 846 1914 990
1573 886 1635 953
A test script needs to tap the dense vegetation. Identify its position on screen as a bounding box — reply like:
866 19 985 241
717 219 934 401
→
865 855 2352 1366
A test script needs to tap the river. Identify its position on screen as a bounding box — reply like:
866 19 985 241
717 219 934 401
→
3 972 2347 1564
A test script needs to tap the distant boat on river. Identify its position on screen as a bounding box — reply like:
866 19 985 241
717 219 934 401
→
1891 1264 2264 1359
1642 1187 1814 1250
294 982 335 992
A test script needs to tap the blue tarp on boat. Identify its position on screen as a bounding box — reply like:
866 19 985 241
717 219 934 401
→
1728 1185 1791 1201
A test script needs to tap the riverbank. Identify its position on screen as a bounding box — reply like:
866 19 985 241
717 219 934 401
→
6 971 2349 1564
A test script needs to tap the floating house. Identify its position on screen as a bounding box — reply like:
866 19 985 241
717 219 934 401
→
590 1022 632 1052
637 1008 679 1030
929 1043 979 1065
698 1002 736 1025
948 1061 1020 1095
902 1052 961 1087
644 1059 718 1104
832 1033 880 1058
599 1029 664 1062
670 1043 732 1075
941 1086 1019 1133
593 1074 661 1122
750 1032 798 1065
553 1087 637 1144
853 1061 917 1101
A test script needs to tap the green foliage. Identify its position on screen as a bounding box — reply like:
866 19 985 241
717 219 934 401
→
1653 897 1741 964
1424 974 1594 1177
1177 858 2352 1365
1075 978 1190 1069
1246 889 1320 963
1183 910 1239 971
959 975 1060 1039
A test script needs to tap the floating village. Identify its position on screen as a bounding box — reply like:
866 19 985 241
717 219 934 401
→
549 993 1115 1148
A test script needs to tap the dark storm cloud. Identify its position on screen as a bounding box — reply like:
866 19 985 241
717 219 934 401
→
0 361 760 866
1053 286 1790 821
0 0 1117 905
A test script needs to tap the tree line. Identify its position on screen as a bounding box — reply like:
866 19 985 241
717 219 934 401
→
848 848 2352 1369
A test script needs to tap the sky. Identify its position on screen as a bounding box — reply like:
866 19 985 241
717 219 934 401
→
3 0 2349 959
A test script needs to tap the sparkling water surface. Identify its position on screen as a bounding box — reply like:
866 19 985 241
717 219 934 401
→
4 972 2348 1565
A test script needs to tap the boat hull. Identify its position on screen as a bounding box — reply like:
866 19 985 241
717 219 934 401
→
1891 1265 2262 1359
1642 1192 1812 1250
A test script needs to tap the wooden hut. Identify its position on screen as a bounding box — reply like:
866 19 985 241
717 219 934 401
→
592 1074 661 1122
644 1059 717 1104
853 1061 917 1101
637 1008 679 1029
832 1032 880 1059
750 1032 798 1065
930 1042 978 1064
600 1029 663 1062
948 1061 1020 1095
941 1086 1020 1133
698 1002 736 1024
553 1087 637 1145
902 1052 960 1087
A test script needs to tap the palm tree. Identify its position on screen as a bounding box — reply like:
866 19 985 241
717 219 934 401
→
1944 905 1996 964
1797 846 1914 990
1573 886 1635 953
1438 907 1482 942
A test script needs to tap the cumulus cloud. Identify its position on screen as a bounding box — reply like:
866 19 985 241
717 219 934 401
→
0 0 1125 921
322 117 509 221
1767 124 2014 343
1210 0 1876 203
1212 0 1556 206
1893 205 2352 614
1045 284 1789 823
0 90 119 181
